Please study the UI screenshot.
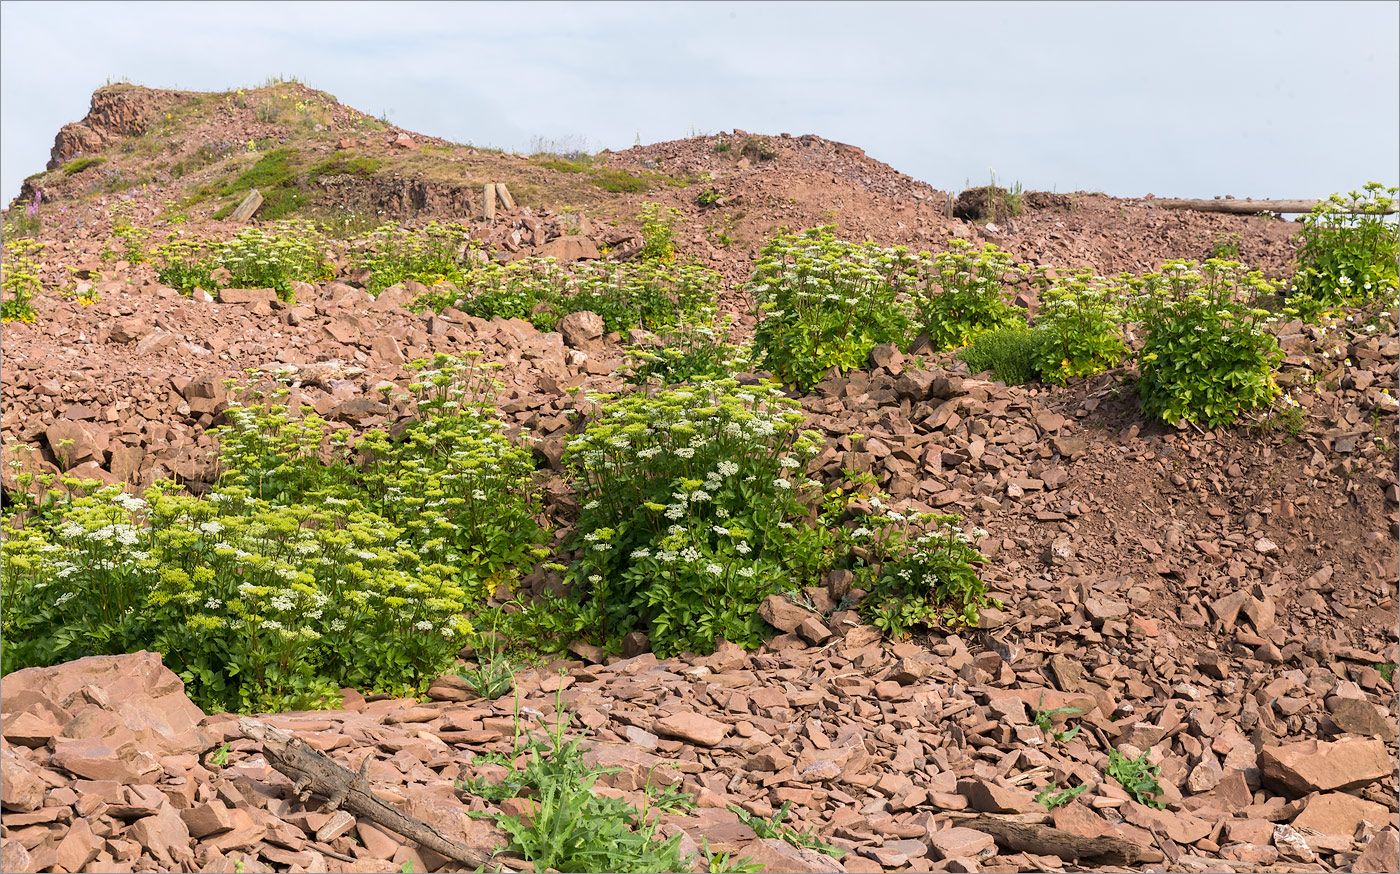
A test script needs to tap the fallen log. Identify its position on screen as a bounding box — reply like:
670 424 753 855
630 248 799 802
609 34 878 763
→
1145 198 1395 215
943 812 1164 865
237 717 515 872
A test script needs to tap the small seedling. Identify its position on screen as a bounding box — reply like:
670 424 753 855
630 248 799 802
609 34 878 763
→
1374 662 1397 684
728 802 844 859
208 742 231 768
701 837 763 874
1035 781 1088 809
1106 749 1165 808
1034 695 1087 743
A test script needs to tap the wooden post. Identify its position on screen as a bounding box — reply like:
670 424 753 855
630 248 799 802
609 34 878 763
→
1147 198 1395 216
229 189 263 223
495 182 515 210
482 183 496 222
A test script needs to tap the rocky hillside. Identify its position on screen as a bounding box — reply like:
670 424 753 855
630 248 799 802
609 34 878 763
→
1 83 1396 874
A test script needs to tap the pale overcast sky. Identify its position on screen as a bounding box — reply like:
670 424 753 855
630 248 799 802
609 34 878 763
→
2 1 1397 204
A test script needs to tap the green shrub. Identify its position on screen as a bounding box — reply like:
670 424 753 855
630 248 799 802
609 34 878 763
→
750 227 915 390
957 326 1043 385
153 220 331 300
594 168 649 193
624 317 746 385
915 239 1026 351
559 379 830 656
1290 183 1399 318
219 354 547 604
1 240 44 323
453 257 717 336
1 354 546 713
1031 270 1129 383
850 509 995 637
1 483 470 713
62 156 107 176
1133 259 1282 427
638 201 680 263
352 221 479 294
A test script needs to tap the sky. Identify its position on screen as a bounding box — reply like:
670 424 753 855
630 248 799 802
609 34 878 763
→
2 1 1397 204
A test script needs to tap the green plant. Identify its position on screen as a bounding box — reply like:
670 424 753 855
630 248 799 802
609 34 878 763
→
850 510 995 637
1132 259 1283 427
728 802 844 859
749 226 916 390
558 379 831 656
351 221 478 294
958 326 1044 384
713 138 732 154
594 168 650 193
916 238 1026 351
208 742 231 767
1 355 545 712
457 626 517 700
1106 749 1165 808
1035 782 1088 810
219 354 547 602
1253 395 1307 437
1033 695 1087 742
985 172 1023 219
1031 270 1129 383
462 706 690 873
62 156 107 176
452 256 717 336
1209 232 1242 260
1374 662 1397 684
0 481 471 713
696 188 722 207
1290 183 1399 318
307 151 381 181
153 220 331 300
638 202 681 263
700 838 763 874
1 239 44 323
623 316 746 385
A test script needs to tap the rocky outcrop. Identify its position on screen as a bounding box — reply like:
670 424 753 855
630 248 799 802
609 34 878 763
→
46 85 180 169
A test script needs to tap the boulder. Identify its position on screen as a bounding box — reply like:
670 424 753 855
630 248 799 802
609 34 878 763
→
1259 738 1392 795
538 235 600 262
1291 792 1391 839
653 712 729 748
558 310 605 351
759 594 815 634
2 651 211 764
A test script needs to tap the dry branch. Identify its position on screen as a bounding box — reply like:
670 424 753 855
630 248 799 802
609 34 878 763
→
1146 198 1395 215
943 812 1165 865
237 717 515 872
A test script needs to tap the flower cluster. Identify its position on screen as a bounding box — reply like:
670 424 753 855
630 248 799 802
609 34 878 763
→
1289 183 1399 319
560 378 829 656
2 483 470 713
749 227 918 389
1030 269 1130 383
153 220 332 300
